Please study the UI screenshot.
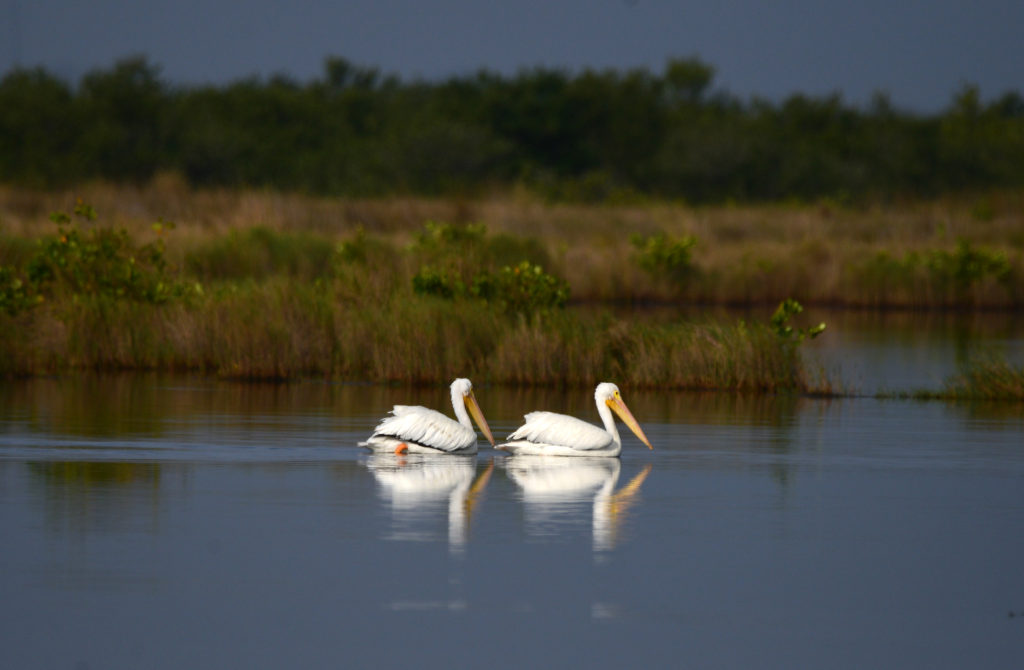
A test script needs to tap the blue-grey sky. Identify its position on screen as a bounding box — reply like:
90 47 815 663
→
4 0 1022 112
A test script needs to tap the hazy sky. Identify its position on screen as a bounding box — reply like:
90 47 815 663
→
4 0 1022 111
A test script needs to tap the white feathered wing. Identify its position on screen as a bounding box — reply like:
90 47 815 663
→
504 411 615 451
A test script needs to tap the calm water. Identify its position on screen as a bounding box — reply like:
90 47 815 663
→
2 314 1024 669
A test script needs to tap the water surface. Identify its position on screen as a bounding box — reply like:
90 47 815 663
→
1 375 1023 669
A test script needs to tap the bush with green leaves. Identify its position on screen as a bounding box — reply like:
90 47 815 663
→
414 220 488 251
411 265 466 299
474 261 570 314
411 220 551 270
631 232 698 286
770 298 826 343
335 226 372 264
25 203 195 305
413 260 569 315
409 221 490 293
409 220 566 314
0 265 39 315
925 238 1011 292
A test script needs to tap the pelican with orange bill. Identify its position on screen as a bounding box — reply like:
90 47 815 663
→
497 383 653 458
360 378 495 455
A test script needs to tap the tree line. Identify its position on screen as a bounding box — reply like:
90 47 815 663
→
1 55 1022 202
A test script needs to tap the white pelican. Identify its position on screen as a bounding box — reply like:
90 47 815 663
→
497 382 653 457
360 378 495 454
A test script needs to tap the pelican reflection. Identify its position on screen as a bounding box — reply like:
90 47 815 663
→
503 456 651 552
364 453 493 553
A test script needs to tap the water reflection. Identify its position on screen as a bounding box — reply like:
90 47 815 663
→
363 453 493 554
26 461 162 534
0 375 408 439
503 456 651 552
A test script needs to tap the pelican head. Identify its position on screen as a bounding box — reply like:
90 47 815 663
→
451 378 496 446
596 382 653 450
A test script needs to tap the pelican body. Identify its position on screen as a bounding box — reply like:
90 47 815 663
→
497 382 653 457
360 378 495 455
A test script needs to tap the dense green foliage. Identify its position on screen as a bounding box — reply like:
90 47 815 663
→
408 221 567 313
770 299 826 343
0 202 196 315
2 56 1023 201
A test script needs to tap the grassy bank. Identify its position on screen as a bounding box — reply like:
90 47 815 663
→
0 189 838 389
1 183 1021 391
0 275 830 391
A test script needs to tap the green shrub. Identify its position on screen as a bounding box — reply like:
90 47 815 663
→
26 206 192 304
335 226 372 264
925 238 1011 292
413 260 569 315
412 259 569 314
631 232 698 285
0 265 39 315
411 220 551 274
770 298 825 343
411 265 466 299
408 220 566 314
475 261 570 314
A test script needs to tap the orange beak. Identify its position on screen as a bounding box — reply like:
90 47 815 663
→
607 395 653 449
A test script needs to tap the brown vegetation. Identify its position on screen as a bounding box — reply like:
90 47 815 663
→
0 183 1021 393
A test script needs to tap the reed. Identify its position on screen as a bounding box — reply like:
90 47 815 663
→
941 357 1024 401
0 275 828 391
3 184 1021 391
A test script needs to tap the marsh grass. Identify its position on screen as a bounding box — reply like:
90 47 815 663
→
874 356 1024 402
184 226 336 281
941 357 1024 401
1 184 1022 390
2 183 1022 308
0 275 830 390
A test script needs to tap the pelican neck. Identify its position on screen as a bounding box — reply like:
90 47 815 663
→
451 388 472 429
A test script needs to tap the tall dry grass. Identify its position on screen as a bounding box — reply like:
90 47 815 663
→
941 357 1024 401
2 182 1022 308
0 278 827 391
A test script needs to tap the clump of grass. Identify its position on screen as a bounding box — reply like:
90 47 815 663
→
625 320 803 391
0 276 833 391
942 356 1024 401
487 305 829 392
